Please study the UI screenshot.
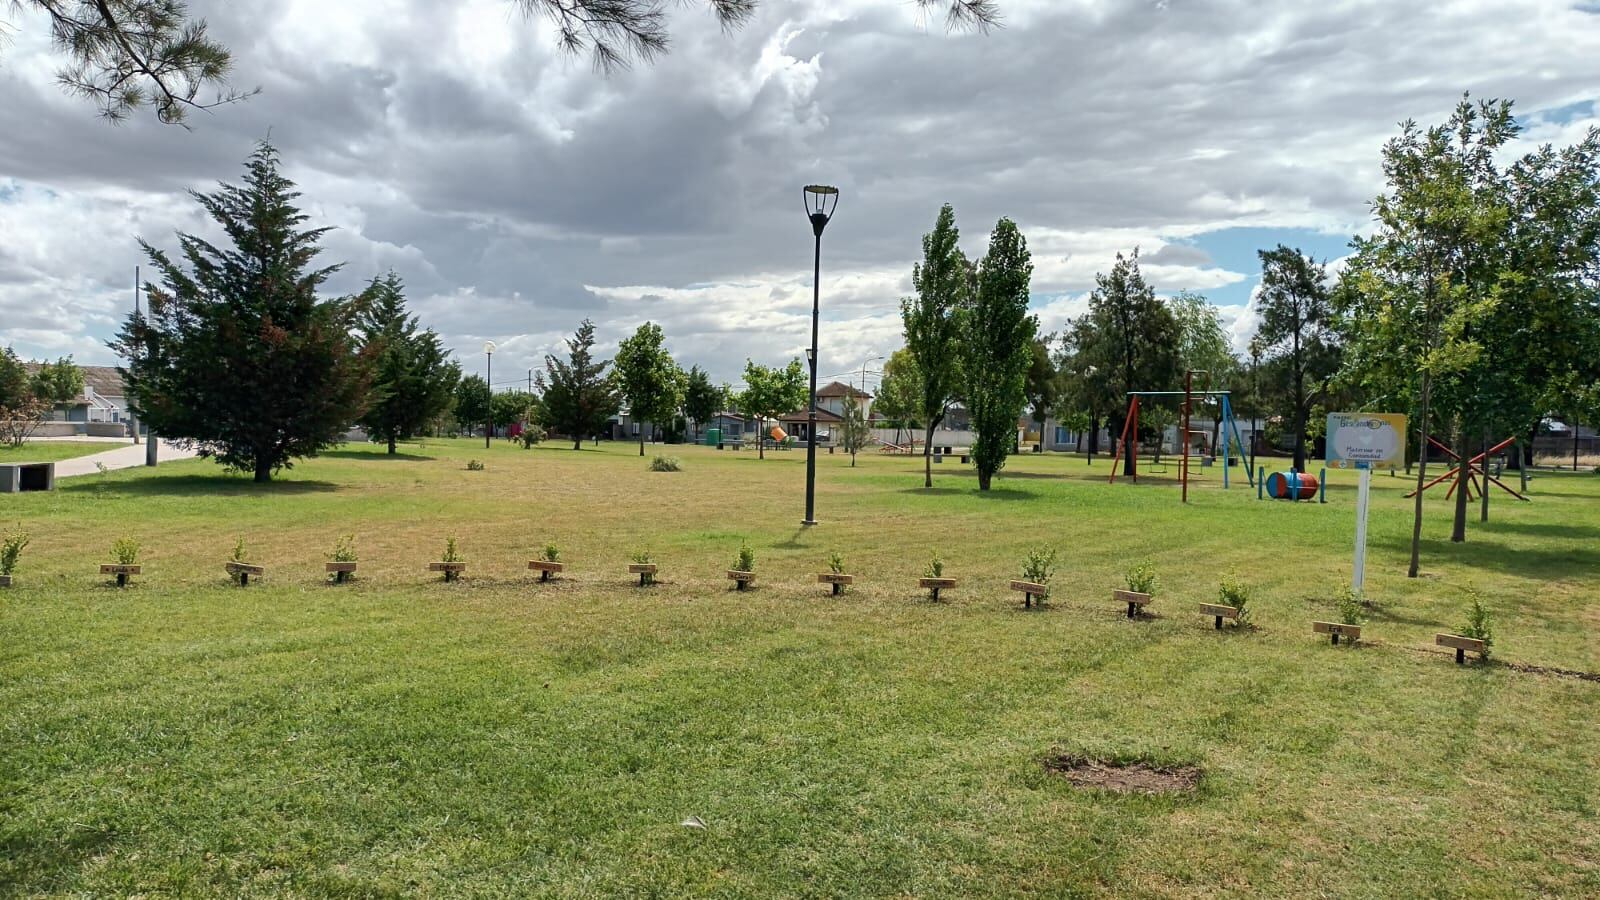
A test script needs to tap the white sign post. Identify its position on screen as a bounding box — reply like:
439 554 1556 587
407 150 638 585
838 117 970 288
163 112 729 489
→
1327 413 1408 595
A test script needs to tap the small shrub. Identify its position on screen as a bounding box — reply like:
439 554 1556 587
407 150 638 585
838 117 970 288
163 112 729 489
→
442 537 463 563
925 553 945 579
1460 592 1494 660
631 548 655 585
1125 559 1158 595
541 543 560 563
329 534 358 563
1218 572 1252 624
466 459 486 471
1022 546 1057 588
827 550 845 574
519 426 546 449
1 528 29 577
1336 586 1366 626
734 541 755 573
231 536 248 564
111 537 141 566
650 455 681 472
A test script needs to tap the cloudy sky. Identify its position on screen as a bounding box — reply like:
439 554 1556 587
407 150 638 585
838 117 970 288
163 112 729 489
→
2 0 1598 392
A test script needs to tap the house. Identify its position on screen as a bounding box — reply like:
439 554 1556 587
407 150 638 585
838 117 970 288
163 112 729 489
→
778 381 873 444
23 364 136 437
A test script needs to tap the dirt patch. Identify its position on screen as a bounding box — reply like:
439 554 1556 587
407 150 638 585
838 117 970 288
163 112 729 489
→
1042 754 1202 795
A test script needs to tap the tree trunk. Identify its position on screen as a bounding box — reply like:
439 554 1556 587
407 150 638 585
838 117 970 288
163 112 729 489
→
253 455 273 483
387 435 397 455
978 468 992 490
923 423 935 488
759 420 765 460
572 437 582 451
1451 426 1470 543
1407 374 1433 578
639 433 645 456
1292 402 1307 474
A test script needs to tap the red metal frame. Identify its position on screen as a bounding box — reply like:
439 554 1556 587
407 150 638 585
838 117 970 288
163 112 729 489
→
1404 435 1529 502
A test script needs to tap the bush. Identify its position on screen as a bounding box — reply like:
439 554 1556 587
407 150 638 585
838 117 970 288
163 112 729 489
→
466 459 486 471
1218 572 1252 624
650 455 681 472
519 426 546 449
111 537 141 566
734 541 755 573
828 550 845 574
631 547 654 585
1336 586 1366 626
925 553 945 579
1460 592 1494 660
231 536 248 564
442 537 462 563
1125 559 1158 595
1021 546 1057 598
329 534 358 563
1 528 29 577
541 543 560 563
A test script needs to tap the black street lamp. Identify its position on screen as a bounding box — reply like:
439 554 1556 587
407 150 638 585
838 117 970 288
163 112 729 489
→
802 184 839 526
484 340 496 449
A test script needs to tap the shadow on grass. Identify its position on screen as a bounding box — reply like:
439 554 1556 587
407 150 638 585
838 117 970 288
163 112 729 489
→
61 474 339 497
898 486 1034 501
321 449 435 462
1370 534 1600 580
1481 520 1600 540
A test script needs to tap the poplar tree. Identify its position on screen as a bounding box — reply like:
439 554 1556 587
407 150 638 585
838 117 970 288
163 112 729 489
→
962 218 1037 491
113 142 370 483
901 204 969 487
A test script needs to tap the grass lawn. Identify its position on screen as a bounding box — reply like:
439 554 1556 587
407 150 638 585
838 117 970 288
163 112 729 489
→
2 438 1597 897
0 441 123 465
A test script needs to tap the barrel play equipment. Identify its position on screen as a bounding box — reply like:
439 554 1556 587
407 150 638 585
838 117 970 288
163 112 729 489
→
1266 470 1319 501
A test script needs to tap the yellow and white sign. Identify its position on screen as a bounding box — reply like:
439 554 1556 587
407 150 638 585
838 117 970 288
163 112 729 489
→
1326 413 1407 470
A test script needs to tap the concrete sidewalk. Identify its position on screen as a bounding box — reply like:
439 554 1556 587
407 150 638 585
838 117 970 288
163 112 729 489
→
53 440 199 478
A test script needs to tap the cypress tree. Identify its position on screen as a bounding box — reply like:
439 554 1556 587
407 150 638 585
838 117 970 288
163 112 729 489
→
113 142 370 482
962 218 1038 491
356 273 460 454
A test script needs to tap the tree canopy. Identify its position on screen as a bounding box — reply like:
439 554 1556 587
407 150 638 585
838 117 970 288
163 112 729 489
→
355 273 460 454
961 217 1037 490
901 203 970 486
0 350 84 447
1255 246 1340 472
537 319 620 451
737 358 807 460
614 321 684 456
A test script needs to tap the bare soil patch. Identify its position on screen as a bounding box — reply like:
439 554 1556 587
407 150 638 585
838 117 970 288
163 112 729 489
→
1042 754 1202 795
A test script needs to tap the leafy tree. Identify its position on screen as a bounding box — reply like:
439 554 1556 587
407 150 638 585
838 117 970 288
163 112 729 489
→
537 319 620 450
1255 247 1341 472
454 375 491 435
1167 290 1236 451
874 348 923 447
1338 97 1514 572
112 142 370 482
0 350 84 447
355 273 460 454
901 203 970 487
682 365 723 442
1072 250 1181 476
614 322 684 456
1023 335 1058 450
961 218 1038 491
492 390 539 430
839 383 872 466
737 359 807 460
17 1 995 124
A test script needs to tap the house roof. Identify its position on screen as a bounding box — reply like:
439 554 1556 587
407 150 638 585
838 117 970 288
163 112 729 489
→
816 380 872 400
779 408 845 423
23 363 124 403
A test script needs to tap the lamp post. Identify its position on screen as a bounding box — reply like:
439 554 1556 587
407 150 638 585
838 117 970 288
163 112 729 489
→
484 341 496 449
802 184 839 526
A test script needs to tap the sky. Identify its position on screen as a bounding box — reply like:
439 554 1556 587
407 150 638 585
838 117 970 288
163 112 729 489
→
2 0 1598 393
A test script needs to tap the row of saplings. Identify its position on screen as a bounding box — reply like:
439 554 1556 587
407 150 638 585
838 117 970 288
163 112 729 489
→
0 529 1494 665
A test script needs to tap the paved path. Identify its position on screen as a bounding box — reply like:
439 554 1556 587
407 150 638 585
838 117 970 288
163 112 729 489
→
53 440 199 478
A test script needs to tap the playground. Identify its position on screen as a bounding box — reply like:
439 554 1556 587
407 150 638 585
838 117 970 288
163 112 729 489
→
1 439 1597 896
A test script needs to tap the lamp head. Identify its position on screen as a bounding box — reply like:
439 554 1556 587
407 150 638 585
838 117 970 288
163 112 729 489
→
803 185 839 236
484 341 497 355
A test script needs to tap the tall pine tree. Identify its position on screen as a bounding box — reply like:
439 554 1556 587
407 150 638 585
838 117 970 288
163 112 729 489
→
537 319 620 450
962 218 1038 491
113 142 370 482
356 272 460 454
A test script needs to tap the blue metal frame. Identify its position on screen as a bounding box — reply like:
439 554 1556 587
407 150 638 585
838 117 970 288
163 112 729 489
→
1218 395 1255 489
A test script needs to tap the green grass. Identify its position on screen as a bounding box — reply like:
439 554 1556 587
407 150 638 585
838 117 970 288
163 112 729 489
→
0 441 119 464
2 439 1597 896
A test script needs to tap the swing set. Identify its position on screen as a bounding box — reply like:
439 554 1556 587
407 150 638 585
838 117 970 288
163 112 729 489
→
1108 370 1256 503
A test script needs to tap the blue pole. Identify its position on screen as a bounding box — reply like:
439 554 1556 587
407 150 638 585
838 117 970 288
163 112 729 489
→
1290 469 1300 503
1320 467 1327 503
1221 396 1232 490
1258 470 1266 500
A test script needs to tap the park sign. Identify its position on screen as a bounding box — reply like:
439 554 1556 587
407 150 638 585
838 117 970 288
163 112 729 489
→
1326 413 1407 470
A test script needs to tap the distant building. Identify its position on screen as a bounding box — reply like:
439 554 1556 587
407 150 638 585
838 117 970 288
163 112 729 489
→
778 381 874 444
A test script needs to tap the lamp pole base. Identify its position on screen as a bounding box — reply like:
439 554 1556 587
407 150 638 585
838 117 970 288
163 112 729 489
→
801 519 817 526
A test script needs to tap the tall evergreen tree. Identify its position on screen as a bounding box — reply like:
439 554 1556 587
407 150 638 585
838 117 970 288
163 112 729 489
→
901 203 970 487
962 218 1037 491
1255 246 1340 473
537 319 619 450
113 142 370 483
614 322 684 456
355 273 460 455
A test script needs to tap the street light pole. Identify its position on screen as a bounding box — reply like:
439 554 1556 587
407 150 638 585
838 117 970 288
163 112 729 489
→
484 341 496 449
802 185 839 526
